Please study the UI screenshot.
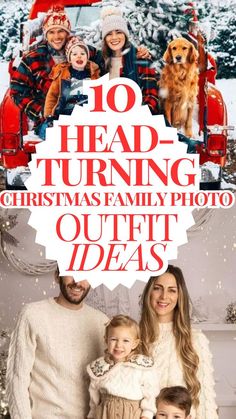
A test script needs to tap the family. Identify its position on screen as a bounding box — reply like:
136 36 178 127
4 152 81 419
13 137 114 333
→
7 4 218 419
6 265 218 419
10 5 159 140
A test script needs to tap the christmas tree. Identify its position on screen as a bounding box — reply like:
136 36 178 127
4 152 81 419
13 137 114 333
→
124 1 206 67
210 2 236 78
0 0 32 60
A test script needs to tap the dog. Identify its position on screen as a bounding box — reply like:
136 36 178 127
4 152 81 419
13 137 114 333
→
159 37 199 137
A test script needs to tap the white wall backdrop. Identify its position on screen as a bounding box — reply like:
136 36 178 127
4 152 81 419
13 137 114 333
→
1 206 235 326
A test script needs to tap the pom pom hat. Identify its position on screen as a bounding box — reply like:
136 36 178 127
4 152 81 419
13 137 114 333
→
43 5 71 36
65 36 90 61
101 7 129 40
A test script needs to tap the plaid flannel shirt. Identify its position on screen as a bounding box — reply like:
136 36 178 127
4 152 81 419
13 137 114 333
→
10 41 103 124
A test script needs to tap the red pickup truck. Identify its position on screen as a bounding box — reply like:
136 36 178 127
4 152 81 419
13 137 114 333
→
0 0 101 189
0 0 232 189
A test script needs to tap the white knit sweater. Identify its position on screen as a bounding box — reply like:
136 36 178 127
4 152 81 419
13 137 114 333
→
109 56 123 79
151 322 218 419
6 298 109 419
87 354 159 419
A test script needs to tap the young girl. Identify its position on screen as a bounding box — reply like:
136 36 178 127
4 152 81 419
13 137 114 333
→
44 35 100 119
140 265 218 419
101 7 160 115
87 314 159 419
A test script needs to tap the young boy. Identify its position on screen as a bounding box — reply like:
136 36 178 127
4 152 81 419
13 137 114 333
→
156 386 192 419
34 35 100 139
44 35 100 118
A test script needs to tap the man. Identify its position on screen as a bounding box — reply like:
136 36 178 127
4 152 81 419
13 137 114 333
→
10 5 104 132
6 270 109 419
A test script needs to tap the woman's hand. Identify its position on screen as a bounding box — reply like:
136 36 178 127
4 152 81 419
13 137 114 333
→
137 46 152 60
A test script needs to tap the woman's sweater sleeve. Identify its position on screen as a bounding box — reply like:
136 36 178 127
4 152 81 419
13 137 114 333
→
140 366 159 419
193 330 218 419
6 306 37 419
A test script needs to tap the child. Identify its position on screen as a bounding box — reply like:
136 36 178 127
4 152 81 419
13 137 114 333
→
156 386 192 419
44 35 100 119
87 314 159 419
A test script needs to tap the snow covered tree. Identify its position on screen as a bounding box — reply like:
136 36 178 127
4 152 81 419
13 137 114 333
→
125 0 192 63
210 2 236 78
120 1 215 71
0 0 32 60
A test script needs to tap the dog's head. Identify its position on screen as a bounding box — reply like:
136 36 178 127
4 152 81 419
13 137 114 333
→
163 38 198 65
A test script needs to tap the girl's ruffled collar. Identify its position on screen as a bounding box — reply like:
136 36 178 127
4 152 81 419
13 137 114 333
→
88 354 154 378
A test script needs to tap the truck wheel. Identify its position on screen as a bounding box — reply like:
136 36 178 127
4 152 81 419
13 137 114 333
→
5 179 27 190
200 181 221 190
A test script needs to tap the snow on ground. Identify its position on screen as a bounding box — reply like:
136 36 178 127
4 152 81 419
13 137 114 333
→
216 78 236 140
0 61 9 101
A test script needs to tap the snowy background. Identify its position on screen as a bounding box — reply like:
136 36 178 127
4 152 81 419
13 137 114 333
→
1 0 236 78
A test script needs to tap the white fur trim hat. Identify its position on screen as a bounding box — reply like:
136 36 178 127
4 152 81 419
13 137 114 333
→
43 5 71 36
101 7 129 40
65 36 90 61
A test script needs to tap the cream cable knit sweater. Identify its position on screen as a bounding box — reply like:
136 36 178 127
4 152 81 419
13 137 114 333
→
6 298 108 419
87 355 159 419
151 322 218 419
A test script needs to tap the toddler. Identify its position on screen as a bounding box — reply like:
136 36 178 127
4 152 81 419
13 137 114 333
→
87 314 159 419
44 35 100 118
37 35 100 139
156 386 192 419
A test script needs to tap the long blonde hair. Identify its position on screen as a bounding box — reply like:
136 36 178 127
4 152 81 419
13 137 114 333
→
140 265 200 408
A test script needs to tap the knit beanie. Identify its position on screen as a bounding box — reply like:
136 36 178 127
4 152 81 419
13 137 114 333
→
65 36 90 61
101 7 129 40
43 5 71 36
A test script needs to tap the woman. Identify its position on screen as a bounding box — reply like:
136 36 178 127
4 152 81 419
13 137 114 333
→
140 265 218 419
101 7 160 115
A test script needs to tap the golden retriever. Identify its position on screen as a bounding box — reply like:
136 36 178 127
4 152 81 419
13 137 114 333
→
159 37 199 137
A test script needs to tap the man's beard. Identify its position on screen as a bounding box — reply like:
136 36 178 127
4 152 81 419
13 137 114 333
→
59 278 90 305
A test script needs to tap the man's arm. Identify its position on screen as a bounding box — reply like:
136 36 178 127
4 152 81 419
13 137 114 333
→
10 59 44 124
6 306 37 419
10 50 52 124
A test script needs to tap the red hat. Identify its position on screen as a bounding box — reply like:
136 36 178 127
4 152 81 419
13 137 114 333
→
43 5 71 36
65 36 90 61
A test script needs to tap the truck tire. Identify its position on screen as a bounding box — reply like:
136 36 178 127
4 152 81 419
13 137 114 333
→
200 180 221 190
